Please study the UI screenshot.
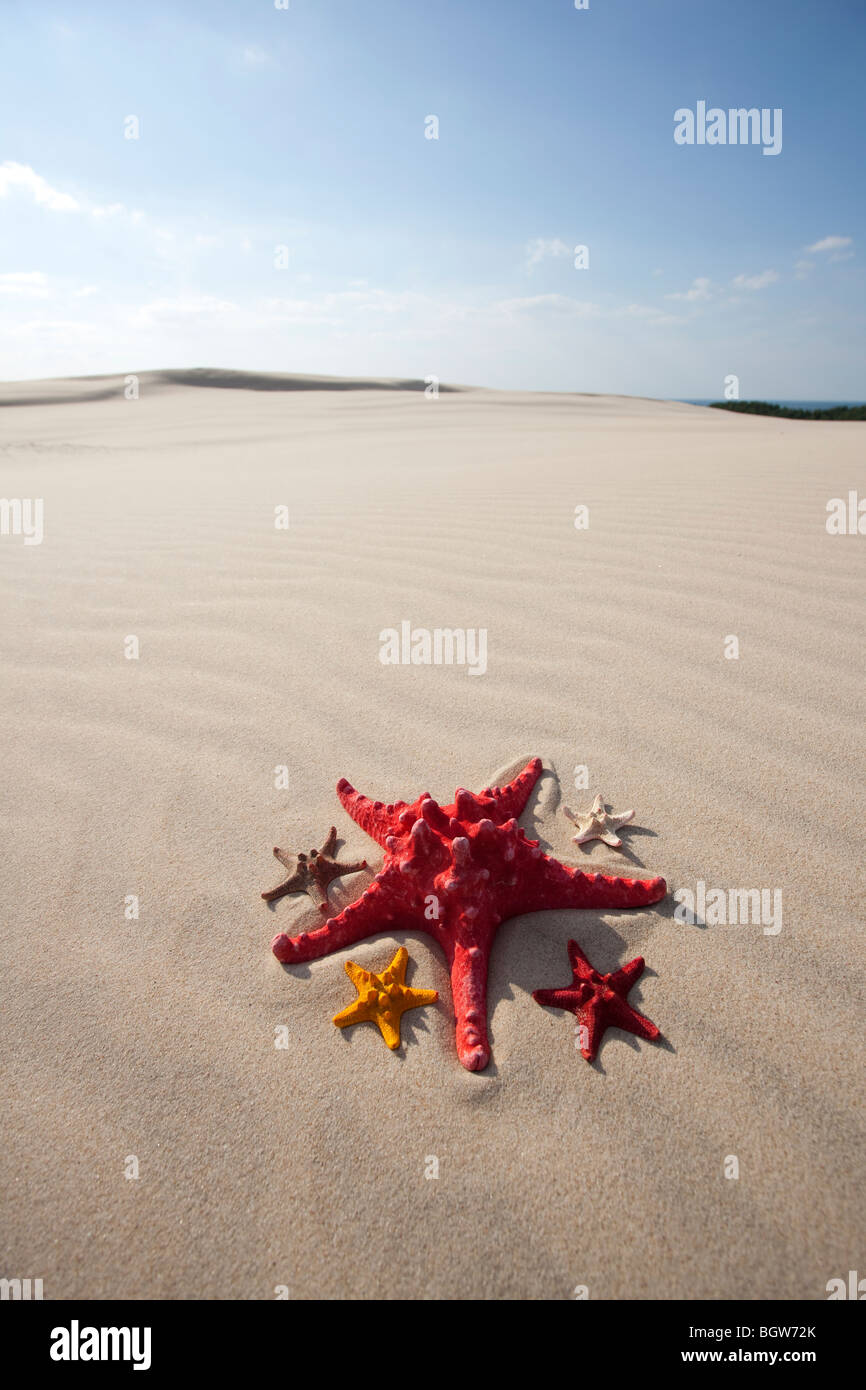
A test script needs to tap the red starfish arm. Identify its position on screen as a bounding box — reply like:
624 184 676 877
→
610 956 646 992
448 934 493 1072
577 1005 604 1061
567 939 594 977
506 851 666 914
531 987 571 1010
336 778 409 847
606 994 660 1042
483 756 543 822
271 881 390 963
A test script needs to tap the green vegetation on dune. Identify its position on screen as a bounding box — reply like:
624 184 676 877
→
708 400 866 420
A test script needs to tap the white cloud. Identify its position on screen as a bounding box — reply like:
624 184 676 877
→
666 276 712 302
525 238 572 270
492 296 682 328
0 161 80 212
617 303 684 326
497 293 601 318
241 45 271 67
0 271 51 298
130 295 237 327
0 164 149 230
14 318 104 342
806 235 852 253
91 202 129 219
731 269 778 290
262 288 441 328
794 259 813 280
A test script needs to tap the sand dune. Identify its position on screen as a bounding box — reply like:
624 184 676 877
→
0 366 469 408
1 376 863 1299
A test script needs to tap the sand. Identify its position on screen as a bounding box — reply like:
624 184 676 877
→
1 373 863 1300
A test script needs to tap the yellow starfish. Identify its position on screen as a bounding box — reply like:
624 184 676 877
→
332 946 438 1051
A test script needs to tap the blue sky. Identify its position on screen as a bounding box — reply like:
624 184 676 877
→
1 0 864 395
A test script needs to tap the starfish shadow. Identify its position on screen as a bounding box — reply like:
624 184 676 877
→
650 884 709 928
522 761 561 820
334 1007 435 1057
395 957 446 1053
396 1010 434 1050
587 1025 676 1072
569 826 658 870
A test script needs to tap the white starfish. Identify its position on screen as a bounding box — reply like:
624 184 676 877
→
563 794 635 849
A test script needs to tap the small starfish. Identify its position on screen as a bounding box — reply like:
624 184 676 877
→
261 825 367 912
533 939 660 1061
563 794 635 848
333 946 438 1051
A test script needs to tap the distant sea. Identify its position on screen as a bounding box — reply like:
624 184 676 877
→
680 399 864 409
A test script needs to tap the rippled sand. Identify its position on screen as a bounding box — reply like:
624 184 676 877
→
1 373 862 1299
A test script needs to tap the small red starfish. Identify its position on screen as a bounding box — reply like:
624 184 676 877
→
271 758 666 1071
533 939 660 1061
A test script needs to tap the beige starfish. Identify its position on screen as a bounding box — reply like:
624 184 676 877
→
563 794 636 848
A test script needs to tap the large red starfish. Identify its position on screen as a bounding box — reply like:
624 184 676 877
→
533 939 660 1061
271 758 666 1071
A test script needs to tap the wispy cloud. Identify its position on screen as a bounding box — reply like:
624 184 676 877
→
498 293 600 317
92 202 143 222
130 295 238 328
666 276 712 302
618 303 683 326
0 161 80 212
495 295 682 327
0 163 147 225
525 237 572 270
806 235 852 253
241 45 271 68
731 269 778 290
0 271 51 297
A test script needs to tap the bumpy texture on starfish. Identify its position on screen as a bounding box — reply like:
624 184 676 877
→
261 825 367 910
563 794 635 848
533 939 660 1061
271 758 666 1071
332 946 438 1051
